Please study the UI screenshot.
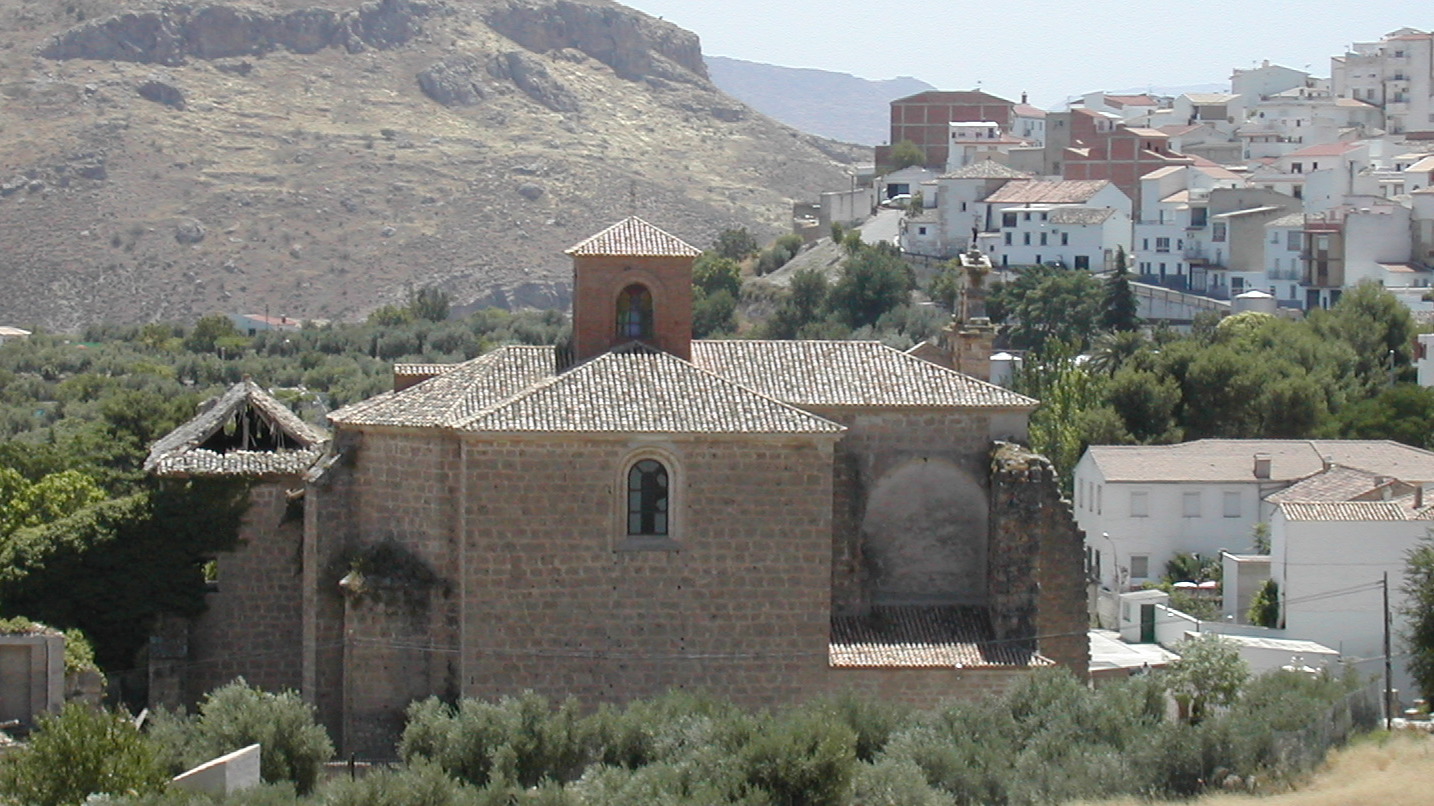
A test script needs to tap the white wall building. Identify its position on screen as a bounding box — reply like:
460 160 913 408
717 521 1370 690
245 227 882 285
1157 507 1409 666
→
1331 28 1434 136
1013 102 1047 147
985 205 1131 271
1072 440 1434 593
1231 62 1311 100
944 122 1028 172
1271 499 1427 702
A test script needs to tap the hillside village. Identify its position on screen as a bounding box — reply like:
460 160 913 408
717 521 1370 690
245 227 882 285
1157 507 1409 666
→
870 29 1434 316
2 11 1434 806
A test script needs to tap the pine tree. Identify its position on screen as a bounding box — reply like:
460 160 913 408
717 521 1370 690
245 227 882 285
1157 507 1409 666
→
1101 246 1140 332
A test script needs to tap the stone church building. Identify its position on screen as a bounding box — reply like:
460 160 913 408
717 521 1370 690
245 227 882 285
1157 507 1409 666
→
147 217 1088 756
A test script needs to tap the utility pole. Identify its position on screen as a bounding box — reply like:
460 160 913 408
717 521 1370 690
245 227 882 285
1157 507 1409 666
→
1384 572 1394 731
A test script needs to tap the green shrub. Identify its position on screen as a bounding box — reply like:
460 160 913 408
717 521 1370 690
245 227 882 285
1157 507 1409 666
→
0 703 167 806
819 692 910 762
322 761 467 806
741 708 856 806
151 680 333 795
849 758 954 806
400 693 592 789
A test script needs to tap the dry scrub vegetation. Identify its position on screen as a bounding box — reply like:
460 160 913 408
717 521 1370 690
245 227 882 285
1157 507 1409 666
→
1079 731 1434 806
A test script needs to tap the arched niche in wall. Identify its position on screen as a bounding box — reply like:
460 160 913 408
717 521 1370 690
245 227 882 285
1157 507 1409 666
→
860 456 987 606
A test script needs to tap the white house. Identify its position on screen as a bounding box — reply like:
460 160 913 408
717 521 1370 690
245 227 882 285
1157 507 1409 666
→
1331 28 1434 136
1231 62 1311 100
879 166 938 202
0 326 31 345
944 122 1028 172
1072 440 1434 592
985 205 1131 271
1270 498 1428 702
1013 102 1047 147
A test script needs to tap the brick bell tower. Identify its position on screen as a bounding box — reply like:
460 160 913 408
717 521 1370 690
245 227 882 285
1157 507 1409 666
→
565 217 703 363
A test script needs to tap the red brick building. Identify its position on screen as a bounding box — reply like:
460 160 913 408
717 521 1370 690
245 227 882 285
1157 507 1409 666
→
1064 125 1193 210
877 90 1017 170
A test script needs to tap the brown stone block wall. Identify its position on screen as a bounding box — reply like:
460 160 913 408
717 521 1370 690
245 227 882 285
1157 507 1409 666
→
825 667 1027 709
185 478 304 705
459 436 834 709
343 429 461 752
988 443 1089 677
814 408 996 609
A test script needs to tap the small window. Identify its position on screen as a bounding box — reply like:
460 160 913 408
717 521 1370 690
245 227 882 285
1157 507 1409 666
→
1130 491 1148 518
1212 222 1227 242
1183 492 1201 518
1003 212 1017 227
1004 232 1012 245
627 459 669 536
918 226 927 235
616 285 654 340
1023 232 1031 245
1223 491 1241 518
1061 233 1069 246
1039 232 1048 246
1130 554 1150 579
1155 237 1170 253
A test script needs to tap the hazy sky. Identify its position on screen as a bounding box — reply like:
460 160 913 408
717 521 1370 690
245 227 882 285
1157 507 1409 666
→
623 1 1425 109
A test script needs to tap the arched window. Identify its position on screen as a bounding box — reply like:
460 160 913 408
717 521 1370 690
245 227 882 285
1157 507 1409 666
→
626 459 668 536
615 284 654 340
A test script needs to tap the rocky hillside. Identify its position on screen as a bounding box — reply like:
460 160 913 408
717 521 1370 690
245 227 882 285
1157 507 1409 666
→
706 56 933 146
0 0 865 329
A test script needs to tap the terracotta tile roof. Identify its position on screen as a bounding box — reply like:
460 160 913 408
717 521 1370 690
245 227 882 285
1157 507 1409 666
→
1013 104 1046 118
1279 501 1433 521
1105 94 1159 108
453 346 843 434
982 179 1113 205
830 606 1052 668
1285 141 1363 158
1264 465 1391 504
330 346 556 428
146 380 326 478
564 217 701 257
1086 440 1434 483
893 90 1014 106
940 159 1032 180
394 363 455 376
1048 207 1115 225
1267 213 1306 227
1184 93 1238 104
1406 155 1434 172
691 340 1038 409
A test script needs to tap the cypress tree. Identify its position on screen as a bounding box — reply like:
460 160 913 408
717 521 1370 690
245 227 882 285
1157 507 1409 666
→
1101 246 1140 332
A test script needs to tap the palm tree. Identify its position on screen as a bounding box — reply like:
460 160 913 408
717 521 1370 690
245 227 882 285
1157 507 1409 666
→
1086 330 1147 375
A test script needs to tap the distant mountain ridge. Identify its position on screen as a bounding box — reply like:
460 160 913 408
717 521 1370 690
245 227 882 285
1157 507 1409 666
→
706 56 933 145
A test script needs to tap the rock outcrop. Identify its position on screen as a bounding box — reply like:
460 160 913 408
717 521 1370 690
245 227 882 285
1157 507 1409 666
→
483 0 706 83
41 0 430 65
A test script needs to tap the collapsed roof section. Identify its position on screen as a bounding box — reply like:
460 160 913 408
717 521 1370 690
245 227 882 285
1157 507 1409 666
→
145 380 327 478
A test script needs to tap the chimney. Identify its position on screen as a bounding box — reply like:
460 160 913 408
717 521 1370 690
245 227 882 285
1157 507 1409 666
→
1253 453 1272 480
1418 486 1425 509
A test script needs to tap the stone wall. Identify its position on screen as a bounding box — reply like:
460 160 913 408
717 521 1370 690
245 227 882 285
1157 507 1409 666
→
815 407 999 612
826 667 1028 709
457 434 835 709
305 427 462 755
988 443 1090 675
186 479 305 704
